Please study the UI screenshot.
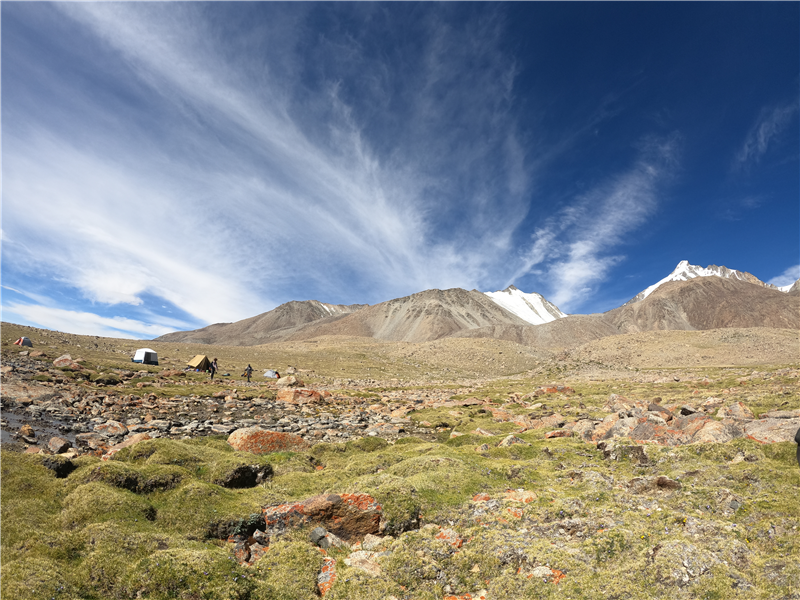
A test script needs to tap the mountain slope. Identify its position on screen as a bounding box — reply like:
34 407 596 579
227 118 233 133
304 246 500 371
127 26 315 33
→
627 260 777 304
609 276 800 333
155 300 366 346
283 288 533 343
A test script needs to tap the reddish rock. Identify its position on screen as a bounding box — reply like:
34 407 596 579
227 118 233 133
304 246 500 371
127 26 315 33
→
24 445 42 454
262 493 382 542
717 402 755 420
669 413 710 437
317 555 337 596
545 429 574 439
228 427 309 454
277 388 322 404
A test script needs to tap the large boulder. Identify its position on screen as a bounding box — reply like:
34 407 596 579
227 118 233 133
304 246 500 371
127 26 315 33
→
744 418 800 443
277 388 322 404
262 493 382 542
276 375 304 388
227 427 309 454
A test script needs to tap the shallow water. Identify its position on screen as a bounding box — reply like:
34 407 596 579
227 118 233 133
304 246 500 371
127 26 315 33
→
0 409 79 447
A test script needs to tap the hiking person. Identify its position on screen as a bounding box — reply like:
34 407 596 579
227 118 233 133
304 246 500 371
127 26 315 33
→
210 358 218 381
244 364 253 383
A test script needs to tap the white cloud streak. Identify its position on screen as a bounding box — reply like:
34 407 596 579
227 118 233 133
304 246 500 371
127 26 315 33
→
512 135 680 311
768 265 800 288
733 102 798 172
2 303 182 339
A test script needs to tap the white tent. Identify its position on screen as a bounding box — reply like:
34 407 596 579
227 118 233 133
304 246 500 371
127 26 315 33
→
132 348 159 365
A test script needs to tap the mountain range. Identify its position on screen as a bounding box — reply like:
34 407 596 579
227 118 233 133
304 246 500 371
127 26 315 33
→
156 261 800 349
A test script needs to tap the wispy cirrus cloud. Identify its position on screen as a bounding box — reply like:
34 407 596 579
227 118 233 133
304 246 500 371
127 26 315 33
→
512 134 681 311
733 102 799 172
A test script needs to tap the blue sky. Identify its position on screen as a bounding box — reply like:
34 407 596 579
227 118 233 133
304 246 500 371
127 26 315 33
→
2 2 798 339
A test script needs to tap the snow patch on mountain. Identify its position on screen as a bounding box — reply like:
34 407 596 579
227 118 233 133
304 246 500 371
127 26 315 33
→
483 286 567 325
628 260 782 304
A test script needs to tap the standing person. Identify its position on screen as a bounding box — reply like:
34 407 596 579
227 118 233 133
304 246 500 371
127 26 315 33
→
244 364 253 383
210 358 218 381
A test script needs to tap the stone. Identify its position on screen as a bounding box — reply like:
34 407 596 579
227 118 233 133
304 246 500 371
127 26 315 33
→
19 424 35 438
344 550 382 576
228 427 309 454
762 409 800 419
75 432 110 451
498 434 529 447
691 420 739 444
94 420 128 437
361 533 384 551
317 556 337 597
597 440 648 463
717 402 755 420
276 375 304 388
263 493 382 542
435 527 463 548
744 418 800 443
540 413 566 429
310 526 328 546
53 354 76 368
277 388 322 404
47 436 72 454
545 429 574 439
600 416 640 440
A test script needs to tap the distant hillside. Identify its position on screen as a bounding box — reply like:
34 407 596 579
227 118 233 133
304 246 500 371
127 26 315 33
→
156 300 366 346
608 276 800 332
282 288 532 343
156 271 800 348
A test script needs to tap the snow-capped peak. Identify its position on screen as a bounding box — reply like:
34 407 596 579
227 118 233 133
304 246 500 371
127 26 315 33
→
628 260 771 304
483 285 567 325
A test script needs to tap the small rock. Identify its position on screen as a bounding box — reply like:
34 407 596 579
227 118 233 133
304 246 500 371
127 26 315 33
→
498 434 530 448
47 436 72 454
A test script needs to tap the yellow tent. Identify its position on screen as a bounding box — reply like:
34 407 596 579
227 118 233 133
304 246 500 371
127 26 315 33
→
187 355 211 370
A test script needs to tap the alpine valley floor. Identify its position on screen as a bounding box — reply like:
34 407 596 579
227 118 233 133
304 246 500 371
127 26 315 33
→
1 322 799 600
